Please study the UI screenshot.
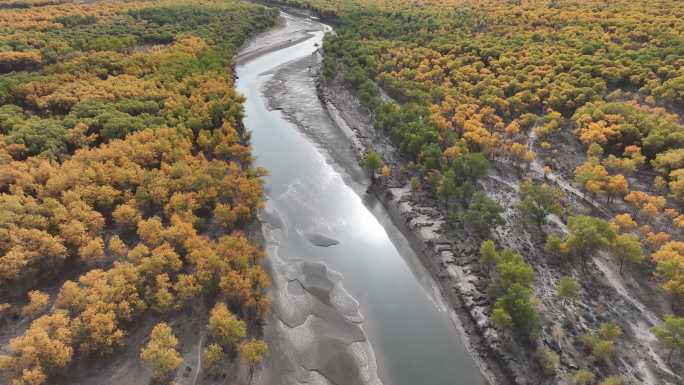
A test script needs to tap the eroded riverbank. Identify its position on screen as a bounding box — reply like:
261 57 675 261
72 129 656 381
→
237 10 488 385
312 47 681 385
309 23 681 385
239 3 683 385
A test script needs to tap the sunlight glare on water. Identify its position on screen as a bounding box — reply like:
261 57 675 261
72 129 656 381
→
237 14 486 385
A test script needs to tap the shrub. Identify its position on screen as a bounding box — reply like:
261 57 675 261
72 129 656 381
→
202 343 224 370
573 369 596 385
535 345 559 375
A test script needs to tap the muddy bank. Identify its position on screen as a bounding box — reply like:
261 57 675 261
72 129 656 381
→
235 11 314 66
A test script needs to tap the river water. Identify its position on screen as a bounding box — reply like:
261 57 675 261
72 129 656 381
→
236 13 485 385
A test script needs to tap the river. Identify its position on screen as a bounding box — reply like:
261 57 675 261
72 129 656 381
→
235 12 486 385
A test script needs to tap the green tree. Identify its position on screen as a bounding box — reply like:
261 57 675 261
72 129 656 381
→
587 143 604 160
364 150 383 182
240 339 269 384
437 169 458 209
562 215 616 270
455 181 476 207
479 240 498 275
0 312 74 385
598 321 622 341
556 276 579 307
485 243 538 338
652 314 684 365
6 119 68 158
452 153 489 184
202 343 224 371
494 283 539 338
140 323 182 381
409 176 420 192
610 233 644 275
591 339 615 362
21 290 50 318
208 302 246 349
497 248 535 290
544 233 563 259
535 345 559 375
490 307 513 330
582 322 621 363
516 181 562 231
464 192 504 236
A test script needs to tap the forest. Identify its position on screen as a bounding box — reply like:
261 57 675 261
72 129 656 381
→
0 1 277 384
278 0 684 384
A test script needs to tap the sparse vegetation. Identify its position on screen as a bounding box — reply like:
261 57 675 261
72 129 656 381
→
535 345 559 375
556 277 579 307
582 322 622 363
573 369 596 385
364 149 383 181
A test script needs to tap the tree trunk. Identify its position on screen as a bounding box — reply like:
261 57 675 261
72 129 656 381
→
619 258 624 275
537 215 543 232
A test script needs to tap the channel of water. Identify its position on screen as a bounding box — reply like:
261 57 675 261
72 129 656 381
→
236 13 486 385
